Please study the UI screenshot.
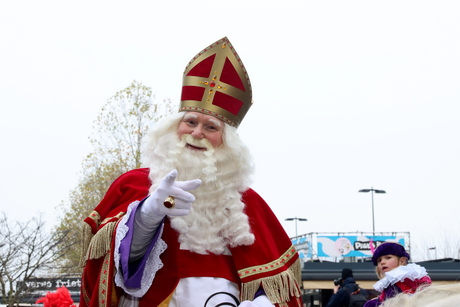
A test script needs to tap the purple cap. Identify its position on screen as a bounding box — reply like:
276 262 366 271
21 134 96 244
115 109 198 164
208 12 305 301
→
372 242 410 265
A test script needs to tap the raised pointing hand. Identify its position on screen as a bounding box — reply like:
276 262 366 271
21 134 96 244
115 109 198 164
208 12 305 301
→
144 169 201 217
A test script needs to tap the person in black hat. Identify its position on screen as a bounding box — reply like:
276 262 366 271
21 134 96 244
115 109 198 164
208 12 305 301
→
324 268 368 307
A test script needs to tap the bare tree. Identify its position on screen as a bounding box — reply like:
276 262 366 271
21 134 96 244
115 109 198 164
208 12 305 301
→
88 79 174 171
414 231 460 262
0 212 72 307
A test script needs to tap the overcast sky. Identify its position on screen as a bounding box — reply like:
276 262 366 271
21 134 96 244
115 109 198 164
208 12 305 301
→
1 0 459 261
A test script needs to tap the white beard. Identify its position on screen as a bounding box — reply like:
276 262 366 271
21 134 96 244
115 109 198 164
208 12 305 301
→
141 114 255 255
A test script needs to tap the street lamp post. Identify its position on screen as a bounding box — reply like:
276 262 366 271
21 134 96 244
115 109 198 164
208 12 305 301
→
358 187 386 235
429 247 437 260
285 217 307 237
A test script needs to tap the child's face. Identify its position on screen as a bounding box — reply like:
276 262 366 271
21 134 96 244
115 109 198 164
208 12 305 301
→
377 254 405 273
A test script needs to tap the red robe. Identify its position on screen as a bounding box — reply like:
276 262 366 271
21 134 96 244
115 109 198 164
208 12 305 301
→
80 168 302 307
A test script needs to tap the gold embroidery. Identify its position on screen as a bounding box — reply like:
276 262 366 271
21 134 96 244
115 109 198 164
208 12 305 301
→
81 277 91 306
88 210 102 226
99 253 111 307
101 212 125 225
238 245 298 279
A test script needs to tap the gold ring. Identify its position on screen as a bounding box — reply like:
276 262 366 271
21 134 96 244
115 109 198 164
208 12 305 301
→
164 196 175 209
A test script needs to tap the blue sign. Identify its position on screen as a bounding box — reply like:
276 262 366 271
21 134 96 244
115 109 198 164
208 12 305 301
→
292 236 312 260
317 235 406 257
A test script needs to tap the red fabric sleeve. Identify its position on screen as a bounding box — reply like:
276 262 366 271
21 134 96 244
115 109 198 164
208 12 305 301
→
84 168 151 232
80 169 151 307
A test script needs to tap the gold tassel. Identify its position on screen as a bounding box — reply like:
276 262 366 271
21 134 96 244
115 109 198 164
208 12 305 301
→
240 259 302 305
290 258 302 293
79 222 94 267
85 221 117 261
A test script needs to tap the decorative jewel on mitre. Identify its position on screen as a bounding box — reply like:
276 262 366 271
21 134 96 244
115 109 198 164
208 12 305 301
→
180 37 253 128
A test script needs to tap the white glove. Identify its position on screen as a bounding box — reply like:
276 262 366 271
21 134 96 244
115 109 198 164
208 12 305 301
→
141 169 202 219
239 295 275 307
130 169 201 260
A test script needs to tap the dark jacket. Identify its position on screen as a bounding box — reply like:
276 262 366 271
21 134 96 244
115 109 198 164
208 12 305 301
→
324 277 368 307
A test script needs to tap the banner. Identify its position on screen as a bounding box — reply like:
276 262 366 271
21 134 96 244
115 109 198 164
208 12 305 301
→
292 236 312 260
317 235 406 257
17 277 81 292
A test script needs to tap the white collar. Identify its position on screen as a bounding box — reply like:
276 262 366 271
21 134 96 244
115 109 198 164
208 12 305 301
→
373 263 429 292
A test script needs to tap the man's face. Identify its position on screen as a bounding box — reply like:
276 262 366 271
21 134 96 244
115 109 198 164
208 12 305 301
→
177 112 224 150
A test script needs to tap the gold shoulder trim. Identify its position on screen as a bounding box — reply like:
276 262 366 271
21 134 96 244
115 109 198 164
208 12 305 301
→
85 221 117 261
239 246 302 305
80 211 126 266
238 246 298 279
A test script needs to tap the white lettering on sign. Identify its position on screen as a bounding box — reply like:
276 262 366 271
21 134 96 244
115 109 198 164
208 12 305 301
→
21 278 82 290
354 240 388 251
55 279 82 288
25 281 53 288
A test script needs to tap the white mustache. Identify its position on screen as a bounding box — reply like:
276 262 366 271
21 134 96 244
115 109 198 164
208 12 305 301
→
182 134 213 149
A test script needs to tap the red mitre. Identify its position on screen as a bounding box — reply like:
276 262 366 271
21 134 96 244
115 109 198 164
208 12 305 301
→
180 37 253 128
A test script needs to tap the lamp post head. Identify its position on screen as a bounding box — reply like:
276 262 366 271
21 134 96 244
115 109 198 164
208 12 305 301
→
359 188 386 235
285 217 307 237
358 188 387 193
